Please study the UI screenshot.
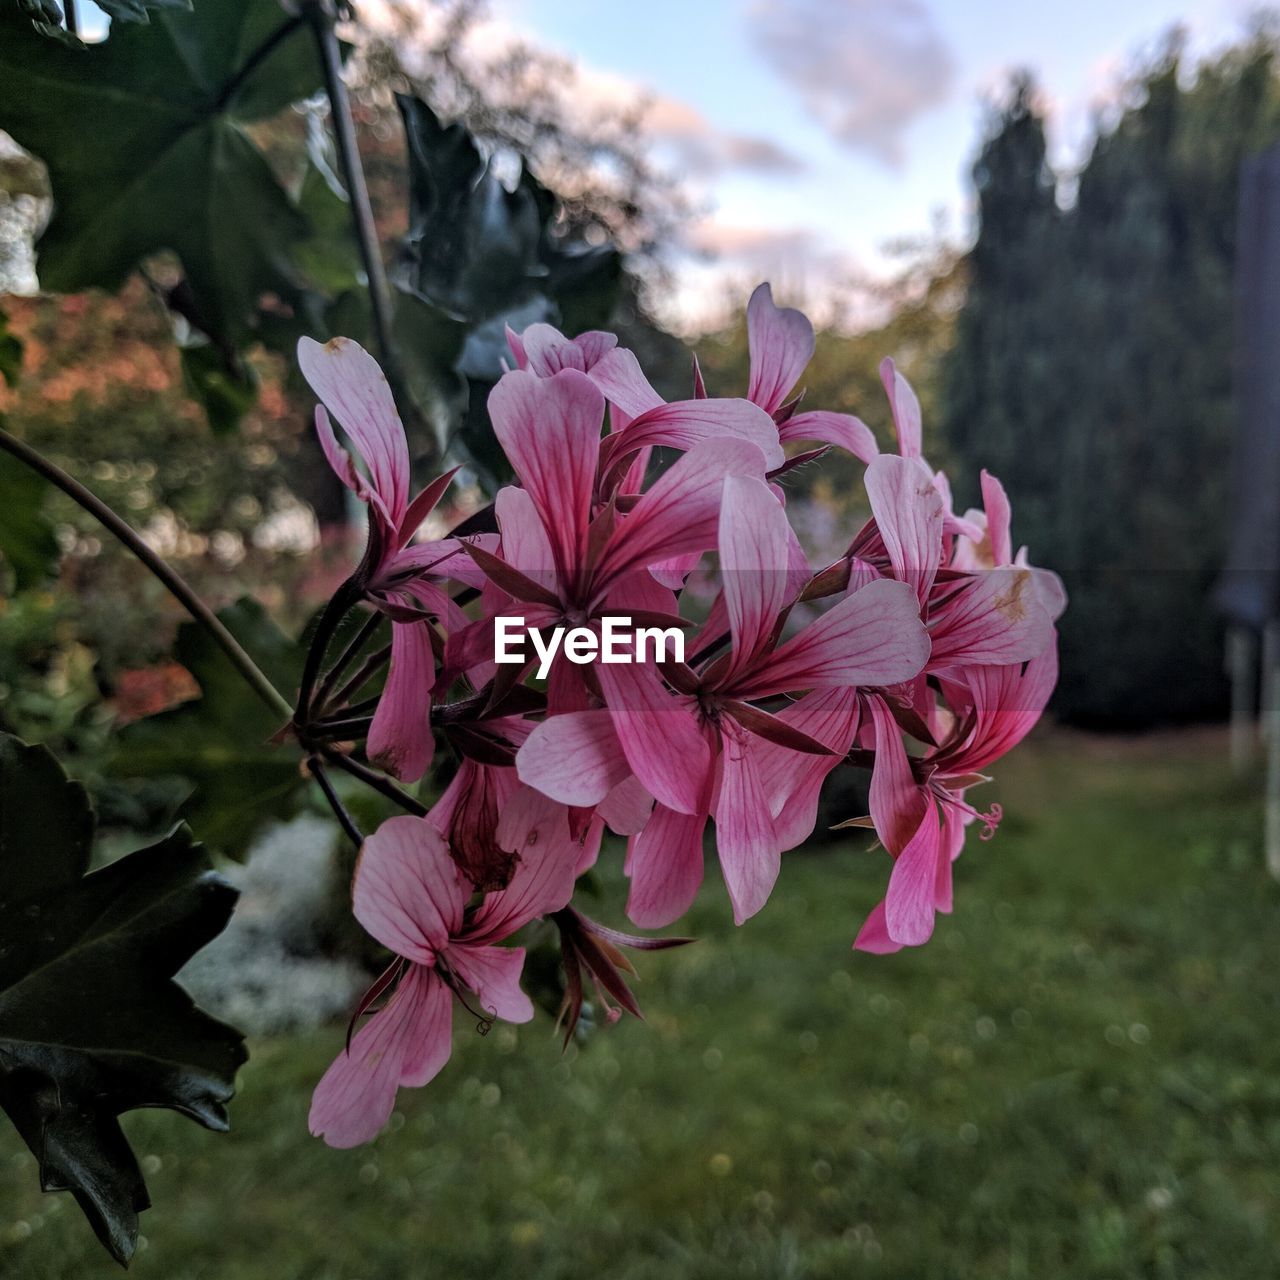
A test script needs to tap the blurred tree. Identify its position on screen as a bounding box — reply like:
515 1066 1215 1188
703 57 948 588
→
943 32 1280 727
694 239 964 538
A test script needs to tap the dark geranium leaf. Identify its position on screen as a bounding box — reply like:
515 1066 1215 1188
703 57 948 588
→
393 96 622 490
0 0 319 352
0 734 246 1266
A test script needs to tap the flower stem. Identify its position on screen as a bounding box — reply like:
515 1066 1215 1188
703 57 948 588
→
323 642 392 714
320 747 428 817
313 608 382 712
302 0 396 369
0 426 292 722
308 756 365 846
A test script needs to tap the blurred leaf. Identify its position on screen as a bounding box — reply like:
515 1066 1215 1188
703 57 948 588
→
13 0 79 43
292 152 365 298
0 734 245 1266
0 304 23 388
392 95 622 490
392 289 468 457
0 417 60 593
96 0 193 22
110 598 303 859
0 0 319 351
395 94 547 322
179 342 259 436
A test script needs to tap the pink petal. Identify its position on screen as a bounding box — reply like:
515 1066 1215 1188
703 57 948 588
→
718 474 792 682
879 357 922 458
625 804 707 928
884 802 942 946
467 794 579 941
309 965 451 1148
314 406 388 528
396 467 458 550
747 282 814 414
488 368 602 586
866 694 930 856
651 549 704 590
298 337 411 529
519 324 619 376
980 470 1012 567
494 484 559 589
393 968 455 1088
505 325 528 370
853 900 903 954
946 642 1058 773
865 454 944 604
587 347 666 418
598 775 654 835
445 942 534 1022
592 438 768 596
1026 562 1068 622
934 806 959 914
780 410 879 463
382 535 495 592
367 611 435 784
712 723 780 925
517 709 633 807
755 688 860 850
596 660 710 815
927 569 1054 668
353 816 467 960
608 398 784 473
734 578 930 698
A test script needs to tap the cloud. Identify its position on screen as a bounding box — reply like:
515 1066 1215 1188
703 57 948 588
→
643 96 807 177
685 219 818 263
746 0 956 166
367 2 805 179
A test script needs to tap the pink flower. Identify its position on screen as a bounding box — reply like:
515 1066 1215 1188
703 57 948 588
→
460 369 772 734
741 282 880 463
519 474 931 925
296 287 1067 1134
308 814 576 1147
298 337 488 783
853 641 1059 952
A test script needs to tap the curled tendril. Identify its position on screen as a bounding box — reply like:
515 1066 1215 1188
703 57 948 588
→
978 802 1003 841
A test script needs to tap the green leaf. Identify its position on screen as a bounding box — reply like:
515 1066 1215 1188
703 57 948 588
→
0 734 246 1266
111 598 304 859
0 418 60 593
0 0 320 349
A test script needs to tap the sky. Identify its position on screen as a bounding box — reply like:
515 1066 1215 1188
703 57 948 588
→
72 0 1268 329
476 0 1262 327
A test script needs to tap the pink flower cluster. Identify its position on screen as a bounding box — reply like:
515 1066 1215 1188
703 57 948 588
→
299 284 1065 1147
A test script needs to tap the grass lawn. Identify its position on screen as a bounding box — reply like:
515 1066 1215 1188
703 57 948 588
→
3 729 1279 1279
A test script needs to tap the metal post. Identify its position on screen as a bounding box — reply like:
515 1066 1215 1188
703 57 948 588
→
1268 665 1280 880
1227 625 1258 771
1262 620 1280 741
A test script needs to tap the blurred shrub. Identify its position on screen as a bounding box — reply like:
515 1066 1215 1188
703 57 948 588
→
944 33 1280 726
